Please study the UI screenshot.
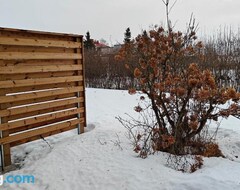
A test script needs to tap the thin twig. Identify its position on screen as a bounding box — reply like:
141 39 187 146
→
98 139 107 145
111 133 123 150
169 0 177 14
40 135 52 149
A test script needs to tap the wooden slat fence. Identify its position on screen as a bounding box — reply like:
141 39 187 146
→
0 27 86 169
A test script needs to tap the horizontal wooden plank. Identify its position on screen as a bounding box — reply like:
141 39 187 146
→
1 92 76 108
0 45 75 53
0 72 76 82
0 65 82 74
0 60 75 67
10 123 80 147
0 97 84 117
0 27 83 38
0 118 84 145
0 86 83 103
0 75 83 88
0 31 75 43
0 52 82 60
0 82 77 96
0 108 84 131
0 36 82 48
9 115 76 134
6 104 76 121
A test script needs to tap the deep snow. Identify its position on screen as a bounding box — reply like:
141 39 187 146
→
1 88 240 190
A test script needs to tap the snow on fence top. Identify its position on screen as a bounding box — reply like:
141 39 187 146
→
0 27 86 169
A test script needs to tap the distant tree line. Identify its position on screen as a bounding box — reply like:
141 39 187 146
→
83 27 240 92
84 29 136 89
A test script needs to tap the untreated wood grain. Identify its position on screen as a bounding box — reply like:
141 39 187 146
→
0 86 83 103
9 115 75 134
1 92 76 108
0 65 82 74
0 60 76 67
0 36 82 48
0 27 85 167
0 45 75 53
0 76 83 88
6 104 76 121
0 71 76 81
0 108 84 131
0 97 84 117
0 118 84 145
0 27 82 38
10 123 79 147
0 52 82 60
0 82 76 95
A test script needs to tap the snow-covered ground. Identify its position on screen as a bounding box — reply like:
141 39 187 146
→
1 88 240 190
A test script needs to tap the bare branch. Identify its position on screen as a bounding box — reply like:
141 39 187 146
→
169 0 178 14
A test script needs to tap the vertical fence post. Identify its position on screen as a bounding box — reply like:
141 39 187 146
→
80 36 87 131
0 146 3 172
75 37 82 134
75 36 86 134
0 104 11 168
0 117 4 171
2 136 11 168
77 91 81 134
0 119 12 170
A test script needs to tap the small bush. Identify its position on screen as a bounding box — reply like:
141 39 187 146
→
116 17 239 172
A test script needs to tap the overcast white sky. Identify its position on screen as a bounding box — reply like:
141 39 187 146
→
0 0 239 45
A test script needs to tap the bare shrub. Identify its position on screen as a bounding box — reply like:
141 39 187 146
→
200 27 240 92
116 2 240 172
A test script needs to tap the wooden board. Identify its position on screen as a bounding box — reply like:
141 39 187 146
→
6 104 77 121
0 36 82 48
0 118 84 145
1 92 76 108
10 123 78 147
0 45 75 53
0 71 76 81
0 108 84 131
0 82 76 95
9 115 76 134
0 97 84 117
0 65 82 74
0 76 83 88
0 86 83 103
0 27 82 38
0 60 76 67
0 52 82 60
